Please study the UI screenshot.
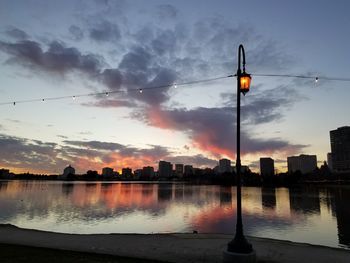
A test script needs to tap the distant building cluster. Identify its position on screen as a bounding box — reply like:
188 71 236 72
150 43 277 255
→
2 126 349 182
54 126 349 180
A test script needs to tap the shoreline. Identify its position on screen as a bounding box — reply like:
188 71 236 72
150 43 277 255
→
3 178 350 186
1 224 349 262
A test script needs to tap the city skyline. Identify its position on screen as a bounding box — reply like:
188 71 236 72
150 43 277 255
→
1 1 350 174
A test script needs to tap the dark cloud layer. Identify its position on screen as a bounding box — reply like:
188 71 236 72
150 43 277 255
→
5 27 29 40
0 13 292 106
0 40 103 75
0 11 302 165
133 83 307 158
82 98 136 108
69 25 84 41
89 20 121 42
0 134 65 173
0 133 174 173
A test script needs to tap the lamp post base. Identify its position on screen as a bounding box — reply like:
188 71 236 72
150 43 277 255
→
222 249 256 263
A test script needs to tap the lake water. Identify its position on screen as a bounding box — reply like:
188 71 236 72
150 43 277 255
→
0 180 349 249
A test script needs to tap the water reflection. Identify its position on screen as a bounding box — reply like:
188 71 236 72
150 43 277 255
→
158 183 172 201
0 181 349 249
62 183 75 196
330 187 350 248
219 186 232 207
261 187 276 209
289 187 320 215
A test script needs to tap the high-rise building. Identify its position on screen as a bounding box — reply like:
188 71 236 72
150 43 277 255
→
134 169 142 179
327 152 333 171
260 157 274 176
330 126 350 172
287 154 317 174
219 158 232 173
142 166 155 178
175 164 184 178
184 165 194 177
122 168 132 178
102 167 114 178
158 161 173 178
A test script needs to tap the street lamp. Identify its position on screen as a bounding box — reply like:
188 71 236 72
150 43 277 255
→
223 44 256 262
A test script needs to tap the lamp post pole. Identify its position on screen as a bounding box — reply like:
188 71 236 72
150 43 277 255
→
224 44 255 262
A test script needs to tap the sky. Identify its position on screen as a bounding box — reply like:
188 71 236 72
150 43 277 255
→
0 0 349 174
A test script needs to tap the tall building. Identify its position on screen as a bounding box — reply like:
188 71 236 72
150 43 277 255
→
158 161 173 178
134 169 142 179
260 157 274 176
102 167 114 178
184 165 194 177
287 154 317 174
330 126 350 172
142 166 155 178
327 152 333 171
122 168 132 178
219 158 232 173
175 164 184 178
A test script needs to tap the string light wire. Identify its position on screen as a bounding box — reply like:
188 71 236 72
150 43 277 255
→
0 75 233 106
252 73 350 82
1 73 349 106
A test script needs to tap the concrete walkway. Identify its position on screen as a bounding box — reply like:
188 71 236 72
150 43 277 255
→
1 224 349 262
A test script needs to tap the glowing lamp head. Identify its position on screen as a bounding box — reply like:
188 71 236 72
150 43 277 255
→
239 72 251 95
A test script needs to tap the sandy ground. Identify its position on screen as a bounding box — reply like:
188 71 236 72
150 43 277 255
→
1 224 350 263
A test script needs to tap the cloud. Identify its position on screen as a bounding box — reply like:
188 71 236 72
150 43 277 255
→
0 133 174 173
133 86 307 159
116 46 177 105
69 25 84 41
0 14 292 110
79 131 93 135
100 68 123 89
156 4 178 20
82 98 136 108
89 20 121 42
0 37 176 106
0 15 303 162
167 154 217 167
0 134 65 173
0 40 104 76
5 27 29 40
63 140 125 151
6 119 21 123
222 85 305 125
61 139 173 171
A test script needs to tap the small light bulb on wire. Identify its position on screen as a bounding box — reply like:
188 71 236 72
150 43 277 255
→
42 99 45 102
139 89 143 93
105 92 109 97
72 96 76 100
174 83 177 89
315 77 319 83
